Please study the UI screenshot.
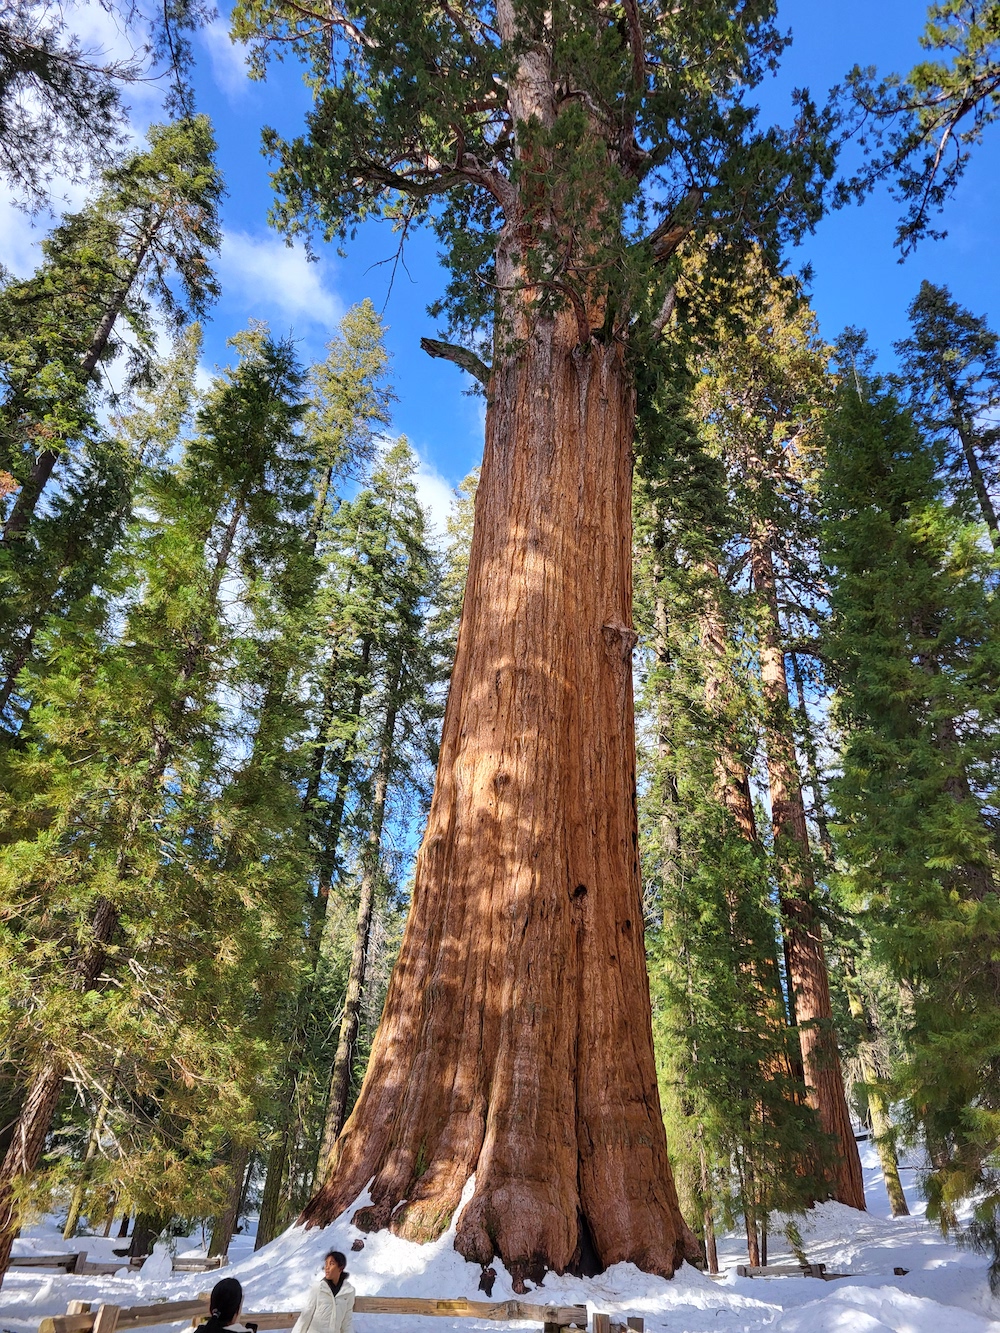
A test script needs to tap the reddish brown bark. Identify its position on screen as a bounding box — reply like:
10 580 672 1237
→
301 299 689 1287
751 529 865 1212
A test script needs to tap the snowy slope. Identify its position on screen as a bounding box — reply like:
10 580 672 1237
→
2 1147 998 1333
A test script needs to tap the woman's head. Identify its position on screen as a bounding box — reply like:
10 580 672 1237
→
209 1277 243 1325
323 1250 346 1283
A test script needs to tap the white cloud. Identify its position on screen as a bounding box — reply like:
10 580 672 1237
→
218 229 344 331
0 199 49 277
413 450 459 538
201 17 253 101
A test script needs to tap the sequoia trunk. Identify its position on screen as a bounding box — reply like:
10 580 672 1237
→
301 302 689 1286
751 528 865 1211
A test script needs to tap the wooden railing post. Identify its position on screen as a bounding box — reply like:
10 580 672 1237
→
592 1315 610 1333
91 1307 121 1333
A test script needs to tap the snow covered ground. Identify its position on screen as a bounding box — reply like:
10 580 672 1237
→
2 1146 998 1333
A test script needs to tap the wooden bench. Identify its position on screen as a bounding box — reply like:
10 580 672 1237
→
736 1262 859 1280
171 1257 229 1273
39 1295 636 1333
737 1262 828 1279
11 1253 88 1273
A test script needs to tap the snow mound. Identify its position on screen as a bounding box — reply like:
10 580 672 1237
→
4 1160 1000 1333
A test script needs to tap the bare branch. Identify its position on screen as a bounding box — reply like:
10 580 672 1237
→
420 337 491 385
651 283 675 339
646 187 704 263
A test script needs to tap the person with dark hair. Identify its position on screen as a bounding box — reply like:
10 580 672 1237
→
290 1250 355 1333
181 1276 252 1333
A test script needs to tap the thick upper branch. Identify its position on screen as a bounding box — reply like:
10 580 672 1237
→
420 337 491 385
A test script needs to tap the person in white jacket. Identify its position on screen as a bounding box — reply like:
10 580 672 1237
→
291 1250 355 1333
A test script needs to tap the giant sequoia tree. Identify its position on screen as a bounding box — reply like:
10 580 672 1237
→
234 0 833 1283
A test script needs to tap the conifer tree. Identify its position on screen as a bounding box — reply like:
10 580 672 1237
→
0 116 222 544
235 0 835 1280
0 0 215 205
896 280 1000 547
690 280 865 1210
254 309 404 1247
635 351 822 1268
822 345 1000 1268
0 326 203 726
841 1 1000 252
318 438 441 1163
306 299 394 548
0 325 311 1280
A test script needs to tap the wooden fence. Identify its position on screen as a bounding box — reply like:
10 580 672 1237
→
12 1254 227 1277
38 1295 647 1333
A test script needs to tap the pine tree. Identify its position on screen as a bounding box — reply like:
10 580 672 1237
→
0 115 222 544
254 309 405 1248
689 277 865 1210
822 343 1000 1268
233 0 835 1279
318 438 441 1164
840 2 1000 252
896 280 1000 547
635 350 822 1269
0 0 215 205
0 325 203 727
0 325 312 1280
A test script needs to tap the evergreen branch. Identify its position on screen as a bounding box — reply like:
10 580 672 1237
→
275 0 375 49
420 337 490 386
785 639 828 666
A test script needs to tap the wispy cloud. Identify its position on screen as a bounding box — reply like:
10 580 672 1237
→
218 230 344 332
412 450 458 538
201 17 253 101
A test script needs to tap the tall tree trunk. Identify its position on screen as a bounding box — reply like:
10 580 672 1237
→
944 376 1000 548
63 1070 116 1239
698 1140 718 1276
698 564 796 1042
750 527 865 1211
209 1144 251 1257
255 1133 288 1250
650 534 681 885
318 676 401 1169
255 640 373 1247
301 294 690 1286
128 1211 164 1259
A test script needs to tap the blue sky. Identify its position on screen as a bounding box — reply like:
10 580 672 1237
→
5 0 999 529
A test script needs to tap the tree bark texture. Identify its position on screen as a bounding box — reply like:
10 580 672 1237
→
301 300 689 1286
750 529 865 1212
255 1133 289 1251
